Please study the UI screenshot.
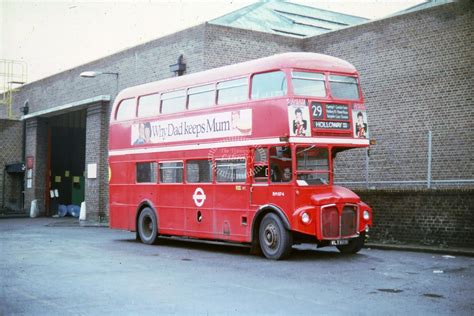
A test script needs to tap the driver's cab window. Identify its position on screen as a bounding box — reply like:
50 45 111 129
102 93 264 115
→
296 146 329 185
270 146 292 183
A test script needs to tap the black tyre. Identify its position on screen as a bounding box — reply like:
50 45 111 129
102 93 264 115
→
138 207 158 245
259 213 293 260
337 232 365 254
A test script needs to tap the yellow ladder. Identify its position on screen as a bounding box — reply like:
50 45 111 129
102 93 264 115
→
0 59 28 119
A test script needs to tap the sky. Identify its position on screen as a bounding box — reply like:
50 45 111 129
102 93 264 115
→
1 0 426 84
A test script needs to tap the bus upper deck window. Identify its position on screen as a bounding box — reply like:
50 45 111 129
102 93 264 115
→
217 78 248 105
329 75 360 100
291 72 326 97
161 90 186 114
188 84 215 110
251 71 287 100
116 98 136 121
138 93 160 118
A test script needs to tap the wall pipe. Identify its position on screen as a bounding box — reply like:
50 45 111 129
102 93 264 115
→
427 130 432 189
21 100 29 210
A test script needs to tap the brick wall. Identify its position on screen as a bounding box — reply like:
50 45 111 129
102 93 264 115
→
84 103 109 222
357 189 474 248
24 118 48 215
203 23 301 69
303 3 474 186
0 120 23 210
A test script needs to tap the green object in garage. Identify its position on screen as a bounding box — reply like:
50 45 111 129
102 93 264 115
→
71 176 85 206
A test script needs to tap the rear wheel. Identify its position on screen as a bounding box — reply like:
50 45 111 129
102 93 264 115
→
259 213 292 260
337 232 365 254
138 207 158 245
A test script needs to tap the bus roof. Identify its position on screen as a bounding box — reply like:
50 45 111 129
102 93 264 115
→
116 52 358 100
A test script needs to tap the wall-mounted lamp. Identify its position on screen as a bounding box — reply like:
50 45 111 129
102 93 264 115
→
20 100 29 115
80 71 119 78
80 71 120 96
169 55 186 76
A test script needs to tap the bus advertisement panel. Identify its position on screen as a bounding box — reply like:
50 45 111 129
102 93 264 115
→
131 109 252 145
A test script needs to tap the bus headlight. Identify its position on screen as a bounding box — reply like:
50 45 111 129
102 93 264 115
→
363 210 370 221
301 212 310 224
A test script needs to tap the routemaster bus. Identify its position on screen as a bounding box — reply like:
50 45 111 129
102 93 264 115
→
108 52 372 260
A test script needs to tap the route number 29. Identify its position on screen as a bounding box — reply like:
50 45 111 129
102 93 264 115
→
312 103 323 119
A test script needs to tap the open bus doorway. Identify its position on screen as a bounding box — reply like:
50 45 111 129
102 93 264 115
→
46 110 86 216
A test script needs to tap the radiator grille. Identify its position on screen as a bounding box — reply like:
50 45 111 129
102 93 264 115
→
321 206 339 239
341 206 357 237
321 204 358 239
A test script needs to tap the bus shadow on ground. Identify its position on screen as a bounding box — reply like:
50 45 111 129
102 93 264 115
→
290 247 366 262
116 237 361 261
118 236 251 257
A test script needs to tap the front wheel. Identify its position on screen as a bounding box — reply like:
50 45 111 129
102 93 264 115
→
337 232 365 254
259 213 293 260
138 207 158 245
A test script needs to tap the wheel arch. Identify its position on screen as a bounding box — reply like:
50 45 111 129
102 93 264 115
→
251 204 291 243
134 199 158 232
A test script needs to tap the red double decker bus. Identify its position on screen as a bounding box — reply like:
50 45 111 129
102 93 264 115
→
109 52 372 260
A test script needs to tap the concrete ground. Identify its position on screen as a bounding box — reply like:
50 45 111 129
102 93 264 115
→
1 218 473 315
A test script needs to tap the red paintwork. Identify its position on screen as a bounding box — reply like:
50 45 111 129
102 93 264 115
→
109 52 372 245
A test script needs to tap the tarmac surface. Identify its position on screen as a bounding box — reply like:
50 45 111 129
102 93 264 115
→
1 217 473 315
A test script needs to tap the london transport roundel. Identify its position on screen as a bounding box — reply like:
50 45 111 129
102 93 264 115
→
193 187 206 207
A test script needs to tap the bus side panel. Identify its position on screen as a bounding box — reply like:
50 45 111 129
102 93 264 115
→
109 161 133 230
109 184 134 230
109 203 129 230
156 184 186 235
183 184 215 239
134 182 159 228
213 183 250 242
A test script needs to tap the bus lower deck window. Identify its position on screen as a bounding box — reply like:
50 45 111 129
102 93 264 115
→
269 146 292 182
136 162 158 183
253 147 268 182
186 160 212 183
216 159 246 183
159 162 184 183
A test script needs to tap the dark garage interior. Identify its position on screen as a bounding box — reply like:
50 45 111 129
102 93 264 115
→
46 110 86 215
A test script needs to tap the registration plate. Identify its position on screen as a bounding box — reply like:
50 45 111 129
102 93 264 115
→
330 240 349 246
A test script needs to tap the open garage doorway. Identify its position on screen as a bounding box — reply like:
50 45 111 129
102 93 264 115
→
46 110 86 216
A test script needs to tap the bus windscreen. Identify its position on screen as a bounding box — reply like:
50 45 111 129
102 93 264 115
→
329 75 360 100
291 72 326 97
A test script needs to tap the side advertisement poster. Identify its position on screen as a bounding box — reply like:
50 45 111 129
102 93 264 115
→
131 109 252 145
